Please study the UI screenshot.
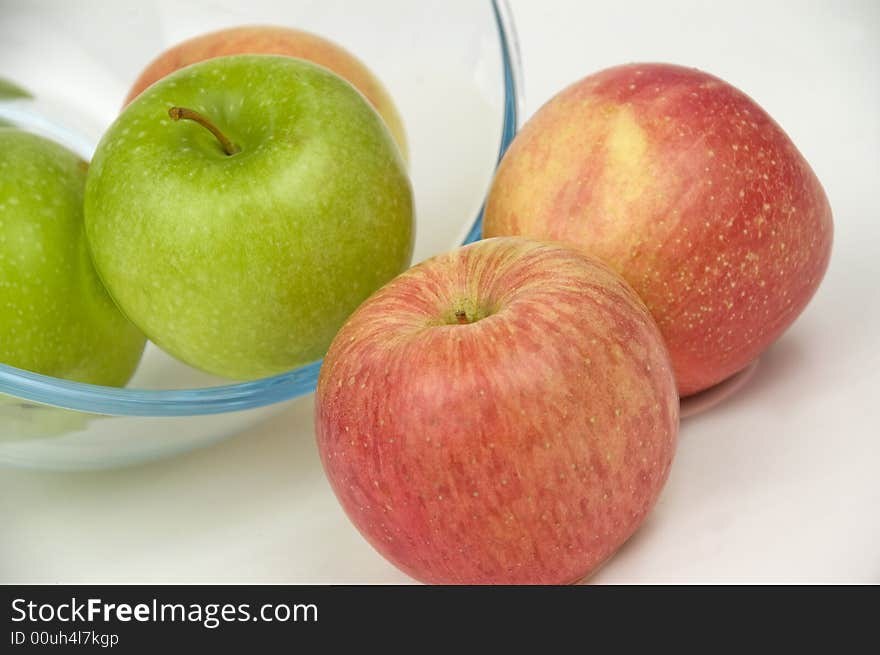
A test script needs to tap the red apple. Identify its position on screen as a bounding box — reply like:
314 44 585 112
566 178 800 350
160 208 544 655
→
315 237 679 584
123 25 408 160
483 63 833 396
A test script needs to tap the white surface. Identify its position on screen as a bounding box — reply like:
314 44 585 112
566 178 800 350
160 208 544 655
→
2 0 879 583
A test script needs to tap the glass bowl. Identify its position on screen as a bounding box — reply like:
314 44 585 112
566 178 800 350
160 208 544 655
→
0 0 522 470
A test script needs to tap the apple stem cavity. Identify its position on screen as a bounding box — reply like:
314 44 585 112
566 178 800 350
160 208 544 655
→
455 310 470 325
168 106 241 156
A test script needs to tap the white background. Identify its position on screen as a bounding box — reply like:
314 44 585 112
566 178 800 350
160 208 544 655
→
1 0 879 583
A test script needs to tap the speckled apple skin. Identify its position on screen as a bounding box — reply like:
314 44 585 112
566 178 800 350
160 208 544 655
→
315 238 678 585
85 55 413 380
0 130 145 385
123 26 408 161
483 63 833 396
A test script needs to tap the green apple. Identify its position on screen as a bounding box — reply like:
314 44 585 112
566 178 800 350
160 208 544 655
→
0 129 145 385
85 55 414 380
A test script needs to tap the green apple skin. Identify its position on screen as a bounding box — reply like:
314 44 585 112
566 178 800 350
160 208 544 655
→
85 55 414 380
0 129 146 385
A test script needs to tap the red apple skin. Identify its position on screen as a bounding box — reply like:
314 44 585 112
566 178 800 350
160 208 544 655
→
483 63 833 396
315 238 679 584
123 26 408 160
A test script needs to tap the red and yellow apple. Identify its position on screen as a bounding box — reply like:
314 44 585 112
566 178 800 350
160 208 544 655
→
483 63 833 396
315 237 679 584
123 25 408 160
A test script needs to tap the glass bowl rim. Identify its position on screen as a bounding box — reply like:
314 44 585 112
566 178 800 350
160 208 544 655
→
0 0 522 417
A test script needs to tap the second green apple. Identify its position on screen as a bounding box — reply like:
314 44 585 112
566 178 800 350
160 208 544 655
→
85 55 414 380
0 129 145 385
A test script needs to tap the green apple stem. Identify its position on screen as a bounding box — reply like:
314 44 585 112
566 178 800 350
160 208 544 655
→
168 106 240 156
455 310 469 325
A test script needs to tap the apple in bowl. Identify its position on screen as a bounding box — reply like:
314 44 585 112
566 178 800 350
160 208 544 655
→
85 55 414 380
315 237 678 584
0 129 145 385
484 63 833 396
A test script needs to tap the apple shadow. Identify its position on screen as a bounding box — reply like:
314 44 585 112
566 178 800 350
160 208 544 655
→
689 335 808 420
